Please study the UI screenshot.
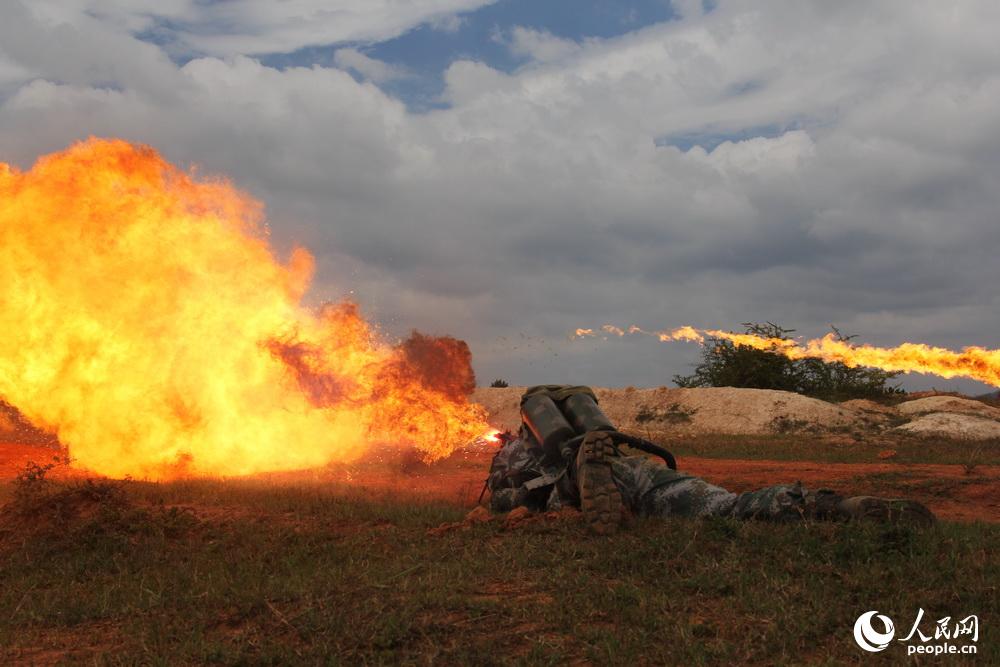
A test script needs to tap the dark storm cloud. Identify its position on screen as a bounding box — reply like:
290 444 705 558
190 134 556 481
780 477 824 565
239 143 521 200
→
2 0 999 393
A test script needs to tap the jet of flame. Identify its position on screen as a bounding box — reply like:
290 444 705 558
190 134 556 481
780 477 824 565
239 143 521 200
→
575 325 1000 387
0 139 491 479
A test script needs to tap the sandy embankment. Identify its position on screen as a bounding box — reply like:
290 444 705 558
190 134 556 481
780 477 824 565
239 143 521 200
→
474 386 1000 440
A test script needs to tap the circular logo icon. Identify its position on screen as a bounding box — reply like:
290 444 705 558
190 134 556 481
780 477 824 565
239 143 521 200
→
854 611 895 652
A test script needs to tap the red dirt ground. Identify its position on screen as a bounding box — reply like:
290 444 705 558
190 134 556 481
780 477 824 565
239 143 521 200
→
680 457 1000 524
2 442 997 523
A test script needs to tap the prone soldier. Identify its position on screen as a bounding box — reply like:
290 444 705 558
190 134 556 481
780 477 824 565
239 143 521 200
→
484 385 935 534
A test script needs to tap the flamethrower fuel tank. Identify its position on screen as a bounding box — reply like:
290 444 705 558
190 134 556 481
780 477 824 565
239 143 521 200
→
520 394 576 462
561 392 616 434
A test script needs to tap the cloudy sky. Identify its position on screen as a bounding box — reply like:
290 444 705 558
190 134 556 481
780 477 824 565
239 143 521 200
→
2 0 998 392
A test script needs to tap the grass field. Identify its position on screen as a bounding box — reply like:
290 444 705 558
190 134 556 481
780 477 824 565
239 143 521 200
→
0 453 997 665
639 431 1000 467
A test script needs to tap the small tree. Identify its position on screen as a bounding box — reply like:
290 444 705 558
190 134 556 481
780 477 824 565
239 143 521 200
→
673 323 801 392
490 378 510 388
673 322 902 401
796 326 903 401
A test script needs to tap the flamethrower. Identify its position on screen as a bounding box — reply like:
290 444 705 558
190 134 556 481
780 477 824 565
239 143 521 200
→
519 386 677 470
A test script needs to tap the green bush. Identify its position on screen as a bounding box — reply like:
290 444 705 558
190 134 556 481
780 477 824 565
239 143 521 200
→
673 322 903 401
489 378 510 388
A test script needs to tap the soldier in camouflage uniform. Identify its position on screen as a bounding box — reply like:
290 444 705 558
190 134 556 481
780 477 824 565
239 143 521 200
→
486 386 935 534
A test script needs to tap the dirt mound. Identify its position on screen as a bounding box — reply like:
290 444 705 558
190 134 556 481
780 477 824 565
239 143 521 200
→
603 386 858 435
898 396 1000 419
839 399 901 427
473 386 858 436
905 390 966 400
0 402 59 446
893 413 1000 440
470 387 525 432
472 386 1000 440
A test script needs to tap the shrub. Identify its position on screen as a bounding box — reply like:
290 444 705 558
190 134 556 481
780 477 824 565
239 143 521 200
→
490 379 510 388
1 458 196 553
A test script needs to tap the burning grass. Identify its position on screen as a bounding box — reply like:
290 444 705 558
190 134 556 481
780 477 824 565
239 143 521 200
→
0 465 997 664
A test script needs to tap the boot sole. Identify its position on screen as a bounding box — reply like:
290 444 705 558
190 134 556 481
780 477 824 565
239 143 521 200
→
578 431 622 535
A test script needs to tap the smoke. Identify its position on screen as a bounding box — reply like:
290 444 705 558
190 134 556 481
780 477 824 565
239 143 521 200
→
394 332 477 401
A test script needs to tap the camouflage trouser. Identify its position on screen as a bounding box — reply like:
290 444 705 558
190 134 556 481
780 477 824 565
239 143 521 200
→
610 455 840 522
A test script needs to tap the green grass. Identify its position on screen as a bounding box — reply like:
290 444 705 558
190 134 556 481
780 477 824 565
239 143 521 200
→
1 476 996 665
639 432 1000 466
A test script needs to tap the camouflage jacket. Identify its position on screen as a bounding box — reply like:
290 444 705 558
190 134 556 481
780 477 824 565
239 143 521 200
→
485 427 843 522
485 429 576 512
486 428 714 515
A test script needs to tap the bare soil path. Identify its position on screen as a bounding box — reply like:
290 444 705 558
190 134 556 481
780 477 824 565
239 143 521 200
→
2 443 997 523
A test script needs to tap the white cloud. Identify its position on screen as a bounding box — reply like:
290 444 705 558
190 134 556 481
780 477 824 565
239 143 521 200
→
687 131 817 177
0 54 33 90
503 27 583 63
0 2 182 95
26 0 194 34
2 0 1000 392
21 1 498 56
333 48 410 83
428 13 467 34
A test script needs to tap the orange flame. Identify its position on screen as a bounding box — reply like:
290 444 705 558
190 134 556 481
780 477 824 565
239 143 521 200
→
0 139 491 479
575 325 1000 387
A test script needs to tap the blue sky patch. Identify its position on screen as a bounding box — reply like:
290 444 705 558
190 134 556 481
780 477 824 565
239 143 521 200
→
368 0 678 109
251 1 680 111
656 124 796 152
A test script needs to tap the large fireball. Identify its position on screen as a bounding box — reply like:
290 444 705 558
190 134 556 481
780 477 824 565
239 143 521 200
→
0 138 490 479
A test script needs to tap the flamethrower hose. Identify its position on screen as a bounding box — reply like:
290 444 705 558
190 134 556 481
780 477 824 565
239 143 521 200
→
555 434 586 466
608 432 678 470
560 431 677 470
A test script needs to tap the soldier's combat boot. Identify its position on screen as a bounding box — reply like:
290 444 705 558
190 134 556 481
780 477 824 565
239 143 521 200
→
836 496 936 527
576 431 622 535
